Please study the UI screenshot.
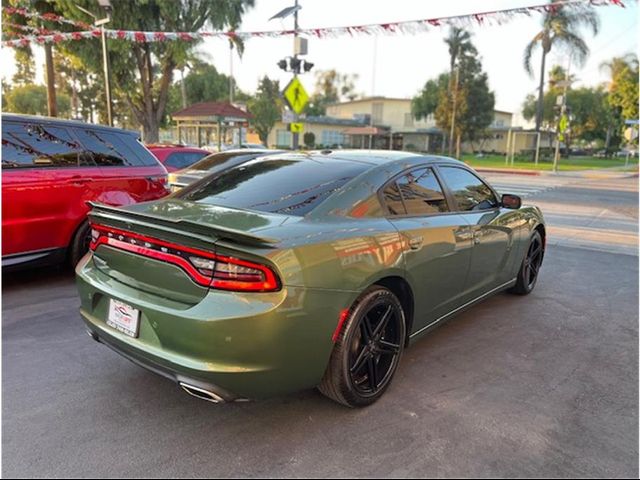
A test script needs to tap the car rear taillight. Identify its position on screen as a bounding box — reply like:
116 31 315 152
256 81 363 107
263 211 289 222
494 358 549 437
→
89 224 280 292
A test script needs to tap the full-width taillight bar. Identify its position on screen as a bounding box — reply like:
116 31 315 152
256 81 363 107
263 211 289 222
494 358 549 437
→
89 224 280 292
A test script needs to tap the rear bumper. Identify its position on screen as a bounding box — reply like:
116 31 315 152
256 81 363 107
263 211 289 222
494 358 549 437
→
85 326 241 402
76 254 356 399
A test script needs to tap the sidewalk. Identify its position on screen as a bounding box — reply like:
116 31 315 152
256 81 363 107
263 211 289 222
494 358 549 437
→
474 165 639 179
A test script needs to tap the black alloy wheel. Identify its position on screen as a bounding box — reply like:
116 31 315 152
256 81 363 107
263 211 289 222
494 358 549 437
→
348 301 403 396
510 230 544 295
319 286 406 407
524 234 544 289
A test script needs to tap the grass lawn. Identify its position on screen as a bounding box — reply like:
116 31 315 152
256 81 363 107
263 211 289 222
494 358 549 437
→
461 154 639 172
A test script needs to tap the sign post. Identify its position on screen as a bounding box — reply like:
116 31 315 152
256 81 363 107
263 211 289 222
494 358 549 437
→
282 76 309 147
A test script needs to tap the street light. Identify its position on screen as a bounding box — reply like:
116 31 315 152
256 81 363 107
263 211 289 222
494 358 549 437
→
76 1 113 127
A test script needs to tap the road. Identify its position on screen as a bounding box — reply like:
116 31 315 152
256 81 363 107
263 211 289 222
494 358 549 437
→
3 171 638 478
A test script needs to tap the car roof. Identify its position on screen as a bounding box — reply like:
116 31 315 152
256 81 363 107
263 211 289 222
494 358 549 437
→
2 113 139 136
259 149 466 168
220 148 279 154
147 145 208 152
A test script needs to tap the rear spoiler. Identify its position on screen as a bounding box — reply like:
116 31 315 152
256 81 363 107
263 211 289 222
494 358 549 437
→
87 202 279 247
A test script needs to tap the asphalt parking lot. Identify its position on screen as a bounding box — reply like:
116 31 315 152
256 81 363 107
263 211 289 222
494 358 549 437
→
3 173 639 478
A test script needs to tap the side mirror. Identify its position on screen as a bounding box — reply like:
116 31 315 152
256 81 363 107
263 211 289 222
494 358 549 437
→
501 193 522 209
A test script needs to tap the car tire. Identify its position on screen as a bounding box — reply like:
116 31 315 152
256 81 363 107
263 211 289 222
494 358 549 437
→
509 230 544 295
69 220 91 268
318 286 406 408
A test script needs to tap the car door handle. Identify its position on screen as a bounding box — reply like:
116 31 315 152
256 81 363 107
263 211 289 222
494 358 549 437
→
472 231 481 245
408 236 423 250
69 176 92 185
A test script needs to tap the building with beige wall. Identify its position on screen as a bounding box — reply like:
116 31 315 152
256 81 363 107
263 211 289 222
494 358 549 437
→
264 96 549 155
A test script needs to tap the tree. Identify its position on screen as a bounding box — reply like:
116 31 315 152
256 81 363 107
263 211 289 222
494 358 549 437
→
12 48 36 86
444 27 476 78
436 51 495 156
3 1 62 115
522 67 623 153
412 73 449 121
303 132 315 148
522 65 572 131
413 33 494 157
602 54 639 122
307 69 359 116
247 76 281 146
442 27 478 153
182 60 235 106
523 0 599 131
5 84 71 117
55 0 254 142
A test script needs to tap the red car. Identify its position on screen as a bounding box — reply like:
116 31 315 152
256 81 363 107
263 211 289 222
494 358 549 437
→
2 114 169 269
145 144 209 172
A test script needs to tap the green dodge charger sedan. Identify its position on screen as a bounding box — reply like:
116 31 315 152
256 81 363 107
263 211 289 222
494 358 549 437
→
76 150 545 407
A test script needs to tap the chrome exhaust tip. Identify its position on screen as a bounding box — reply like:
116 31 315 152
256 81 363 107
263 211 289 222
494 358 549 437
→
87 330 100 343
179 382 225 403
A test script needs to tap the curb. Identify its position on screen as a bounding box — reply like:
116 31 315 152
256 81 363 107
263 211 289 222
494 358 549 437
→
473 167 542 176
473 167 639 179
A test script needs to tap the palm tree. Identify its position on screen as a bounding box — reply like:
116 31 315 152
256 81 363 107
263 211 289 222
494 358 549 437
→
599 54 639 89
443 27 476 155
524 0 599 131
444 27 476 78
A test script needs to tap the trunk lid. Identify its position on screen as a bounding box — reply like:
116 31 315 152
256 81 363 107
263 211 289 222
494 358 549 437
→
88 200 294 305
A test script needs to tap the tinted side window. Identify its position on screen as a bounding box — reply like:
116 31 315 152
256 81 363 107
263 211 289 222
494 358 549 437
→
382 182 406 215
2 122 82 168
122 135 160 166
71 128 142 167
165 152 207 169
438 166 498 211
396 168 448 215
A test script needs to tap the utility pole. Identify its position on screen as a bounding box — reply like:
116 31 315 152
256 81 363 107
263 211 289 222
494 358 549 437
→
292 0 300 150
272 1 312 149
448 64 459 157
44 44 57 117
229 41 234 104
76 1 113 126
553 58 572 173
100 16 113 126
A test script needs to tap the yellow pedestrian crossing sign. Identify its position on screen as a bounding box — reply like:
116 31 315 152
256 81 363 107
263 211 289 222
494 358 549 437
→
288 122 304 133
283 77 309 114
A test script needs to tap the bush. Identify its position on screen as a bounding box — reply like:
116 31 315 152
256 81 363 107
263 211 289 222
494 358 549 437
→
303 132 315 148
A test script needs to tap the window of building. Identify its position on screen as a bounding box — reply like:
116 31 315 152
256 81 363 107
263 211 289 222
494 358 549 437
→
276 130 292 148
372 102 384 124
321 130 344 146
404 113 414 128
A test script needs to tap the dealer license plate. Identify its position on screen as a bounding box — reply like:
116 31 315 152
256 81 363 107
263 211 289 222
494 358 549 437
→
107 299 140 338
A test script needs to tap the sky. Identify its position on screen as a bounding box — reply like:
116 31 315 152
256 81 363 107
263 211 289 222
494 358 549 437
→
1 0 638 126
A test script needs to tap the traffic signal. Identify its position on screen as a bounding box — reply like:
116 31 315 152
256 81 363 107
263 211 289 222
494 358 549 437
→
289 57 302 73
276 57 314 74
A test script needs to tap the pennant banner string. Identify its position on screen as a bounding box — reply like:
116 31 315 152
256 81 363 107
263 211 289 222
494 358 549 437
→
2 0 625 48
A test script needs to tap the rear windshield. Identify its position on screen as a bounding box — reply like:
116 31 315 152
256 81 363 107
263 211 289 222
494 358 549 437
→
178 157 368 216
